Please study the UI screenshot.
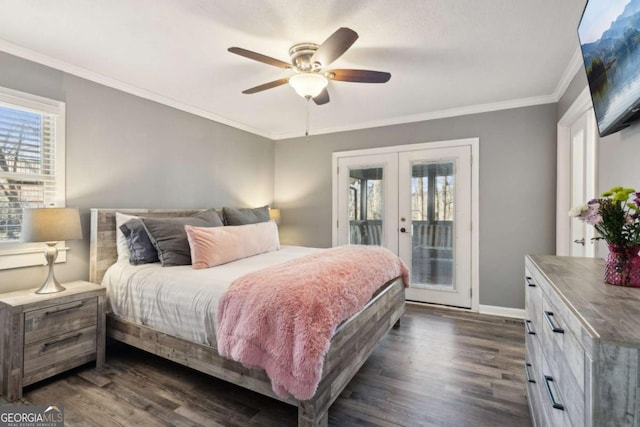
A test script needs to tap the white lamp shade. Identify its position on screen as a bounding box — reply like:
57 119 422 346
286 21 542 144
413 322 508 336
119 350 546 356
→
289 73 328 98
21 208 83 242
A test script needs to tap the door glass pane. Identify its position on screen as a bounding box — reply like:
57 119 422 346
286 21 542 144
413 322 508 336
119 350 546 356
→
349 167 383 246
411 162 455 288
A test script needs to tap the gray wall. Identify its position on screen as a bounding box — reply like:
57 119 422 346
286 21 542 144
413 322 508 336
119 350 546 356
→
274 104 558 309
0 52 274 293
599 126 640 196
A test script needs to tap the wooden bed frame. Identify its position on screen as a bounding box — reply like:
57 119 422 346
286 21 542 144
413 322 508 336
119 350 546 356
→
89 208 406 427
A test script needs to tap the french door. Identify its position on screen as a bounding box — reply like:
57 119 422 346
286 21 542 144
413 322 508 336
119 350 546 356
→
400 147 472 307
333 141 475 309
569 109 598 257
557 88 599 257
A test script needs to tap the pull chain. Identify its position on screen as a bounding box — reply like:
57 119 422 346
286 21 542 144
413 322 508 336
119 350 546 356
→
305 96 311 140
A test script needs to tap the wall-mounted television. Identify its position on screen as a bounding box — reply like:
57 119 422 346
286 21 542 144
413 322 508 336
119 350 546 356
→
578 0 640 137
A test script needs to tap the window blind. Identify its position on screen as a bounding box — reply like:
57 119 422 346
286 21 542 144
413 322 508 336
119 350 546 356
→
0 105 57 242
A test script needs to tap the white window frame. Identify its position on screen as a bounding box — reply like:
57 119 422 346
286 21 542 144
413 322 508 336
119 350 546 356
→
0 86 67 270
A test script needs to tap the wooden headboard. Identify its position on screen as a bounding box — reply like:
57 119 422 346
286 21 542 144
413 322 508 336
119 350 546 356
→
89 208 214 284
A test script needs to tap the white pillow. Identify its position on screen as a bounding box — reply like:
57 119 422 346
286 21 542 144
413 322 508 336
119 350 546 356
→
185 221 280 269
115 212 137 261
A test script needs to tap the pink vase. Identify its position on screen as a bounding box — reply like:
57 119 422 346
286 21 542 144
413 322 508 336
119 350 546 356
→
604 244 640 287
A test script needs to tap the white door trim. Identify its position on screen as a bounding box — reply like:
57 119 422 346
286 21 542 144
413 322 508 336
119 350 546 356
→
331 138 479 312
335 153 399 251
557 87 598 256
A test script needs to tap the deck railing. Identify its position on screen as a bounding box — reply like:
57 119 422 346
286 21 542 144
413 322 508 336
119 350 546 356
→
349 220 453 252
349 220 453 284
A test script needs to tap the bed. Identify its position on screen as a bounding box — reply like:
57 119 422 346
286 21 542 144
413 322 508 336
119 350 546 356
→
89 208 406 427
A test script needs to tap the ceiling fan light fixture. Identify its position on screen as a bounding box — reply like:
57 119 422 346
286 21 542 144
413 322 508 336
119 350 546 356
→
229 27 391 104
289 73 328 98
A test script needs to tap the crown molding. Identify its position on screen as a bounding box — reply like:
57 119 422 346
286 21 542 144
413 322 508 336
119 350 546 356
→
0 39 272 139
1 38 577 142
272 94 557 140
552 47 583 101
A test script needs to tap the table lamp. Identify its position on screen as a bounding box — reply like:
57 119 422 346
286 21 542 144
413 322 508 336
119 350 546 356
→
269 208 281 225
21 207 82 294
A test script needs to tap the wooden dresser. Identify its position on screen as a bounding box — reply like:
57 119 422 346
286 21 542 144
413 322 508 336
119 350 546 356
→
525 255 640 427
0 281 106 401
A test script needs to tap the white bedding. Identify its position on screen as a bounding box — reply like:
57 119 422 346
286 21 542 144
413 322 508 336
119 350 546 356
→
102 245 321 348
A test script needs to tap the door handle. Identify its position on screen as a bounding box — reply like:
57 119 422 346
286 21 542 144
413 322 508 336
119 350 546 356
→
573 238 585 246
400 227 407 233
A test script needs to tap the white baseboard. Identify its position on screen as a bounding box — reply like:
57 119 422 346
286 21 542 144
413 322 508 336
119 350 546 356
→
407 301 526 320
478 304 525 319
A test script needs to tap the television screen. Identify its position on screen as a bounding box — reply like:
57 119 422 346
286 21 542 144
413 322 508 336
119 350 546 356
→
578 0 640 137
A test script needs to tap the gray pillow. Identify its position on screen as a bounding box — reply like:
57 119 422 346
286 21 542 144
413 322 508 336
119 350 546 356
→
223 206 270 225
141 210 223 266
120 218 158 265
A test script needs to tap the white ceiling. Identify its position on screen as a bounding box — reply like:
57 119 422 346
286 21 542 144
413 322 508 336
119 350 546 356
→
0 0 586 140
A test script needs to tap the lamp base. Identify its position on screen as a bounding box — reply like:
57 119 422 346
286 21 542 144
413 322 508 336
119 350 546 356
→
35 242 66 294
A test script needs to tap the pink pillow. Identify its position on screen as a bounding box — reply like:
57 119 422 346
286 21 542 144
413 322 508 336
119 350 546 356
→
185 221 280 269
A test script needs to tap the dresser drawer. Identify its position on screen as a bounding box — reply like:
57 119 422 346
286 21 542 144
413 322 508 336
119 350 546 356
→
525 271 543 337
24 297 98 345
539 295 585 395
22 325 97 386
525 330 542 380
530 262 587 353
525 345 546 427
540 354 573 427
526 369 545 427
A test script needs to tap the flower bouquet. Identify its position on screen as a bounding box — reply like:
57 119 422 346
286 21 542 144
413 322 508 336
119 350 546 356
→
569 186 640 286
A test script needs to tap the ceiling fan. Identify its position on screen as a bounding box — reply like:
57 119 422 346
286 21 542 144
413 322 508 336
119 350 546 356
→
228 27 391 105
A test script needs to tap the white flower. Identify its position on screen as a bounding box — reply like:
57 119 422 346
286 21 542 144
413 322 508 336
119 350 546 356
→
568 205 587 217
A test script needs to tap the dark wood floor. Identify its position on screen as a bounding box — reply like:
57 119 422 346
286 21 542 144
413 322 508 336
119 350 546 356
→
5 304 532 426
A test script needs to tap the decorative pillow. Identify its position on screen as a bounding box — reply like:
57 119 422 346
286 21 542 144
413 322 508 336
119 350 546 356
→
222 206 270 225
186 221 280 269
141 210 223 266
115 212 138 261
119 218 159 265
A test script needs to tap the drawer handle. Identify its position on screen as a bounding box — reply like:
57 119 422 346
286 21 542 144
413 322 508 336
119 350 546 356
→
525 362 536 383
525 276 536 287
42 333 82 352
543 375 565 410
44 301 84 316
525 320 536 335
543 311 564 334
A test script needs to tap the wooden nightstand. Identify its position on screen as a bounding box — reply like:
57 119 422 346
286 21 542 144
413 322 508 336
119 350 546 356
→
0 281 106 401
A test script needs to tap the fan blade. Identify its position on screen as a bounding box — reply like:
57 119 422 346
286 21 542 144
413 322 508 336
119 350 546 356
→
228 47 292 69
310 28 358 67
327 69 391 83
242 78 289 94
313 88 330 105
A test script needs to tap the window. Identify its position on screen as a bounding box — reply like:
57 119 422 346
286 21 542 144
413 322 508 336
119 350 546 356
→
348 167 383 221
0 86 66 269
411 162 455 222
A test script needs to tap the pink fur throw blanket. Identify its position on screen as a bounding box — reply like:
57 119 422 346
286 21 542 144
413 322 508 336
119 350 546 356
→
216 245 410 400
